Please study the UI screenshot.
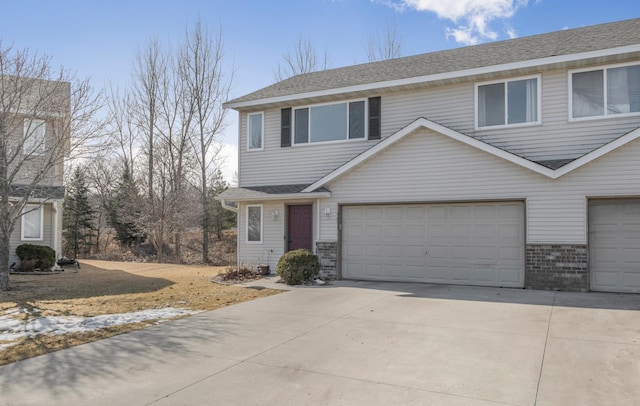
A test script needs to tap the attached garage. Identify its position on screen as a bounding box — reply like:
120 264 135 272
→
589 199 640 293
341 201 525 287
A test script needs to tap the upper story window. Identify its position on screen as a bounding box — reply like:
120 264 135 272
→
23 119 46 155
247 112 264 150
293 100 366 144
21 204 43 241
476 76 540 129
570 63 640 120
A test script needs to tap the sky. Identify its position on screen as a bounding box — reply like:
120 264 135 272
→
1 0 639 181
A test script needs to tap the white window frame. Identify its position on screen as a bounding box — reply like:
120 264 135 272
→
246 204 263 244
475 74 542 130
568 61 640 122
247 112 264 151
21 204 44 241
23 119 46 155
292 98 368 146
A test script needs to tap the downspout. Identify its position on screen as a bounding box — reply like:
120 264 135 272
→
315 198 321 254
52 201 61 259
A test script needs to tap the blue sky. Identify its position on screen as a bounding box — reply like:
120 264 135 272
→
1 0 639 179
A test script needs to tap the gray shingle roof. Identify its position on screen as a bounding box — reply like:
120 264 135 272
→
244 184 328 194
227 18 640 106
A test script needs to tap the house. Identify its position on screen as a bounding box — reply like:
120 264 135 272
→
218 18 640 293
3 77 69 268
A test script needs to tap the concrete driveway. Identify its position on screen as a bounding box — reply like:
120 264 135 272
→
1 279 638 405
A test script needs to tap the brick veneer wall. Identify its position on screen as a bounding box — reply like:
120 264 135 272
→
316 241 337 279
525 244 589 292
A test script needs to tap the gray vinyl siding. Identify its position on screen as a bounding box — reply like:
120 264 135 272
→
238 65 640 188
238 108 379 186
325 128 640 244
237 200 318 269
9 203 55 266
382 69 640 161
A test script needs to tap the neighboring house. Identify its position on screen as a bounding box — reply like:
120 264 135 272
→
218 18 640 293
4 78 69 268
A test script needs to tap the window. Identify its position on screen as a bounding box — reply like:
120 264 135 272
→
246 205 262 243
21 205 43 241
571 63 640 119
476 76 539 128
293 100 366 144
247 112 263 150
23 119 46 155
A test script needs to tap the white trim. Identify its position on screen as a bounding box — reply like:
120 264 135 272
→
568 61 640 121
474 74 542 130
247 112 264 151
21 204 44 241
302 117 640 192
224 44 640 109
246 204 263 244
216 190 330 203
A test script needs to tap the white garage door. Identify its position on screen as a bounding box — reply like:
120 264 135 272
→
341 202 525 287
589 199 640 293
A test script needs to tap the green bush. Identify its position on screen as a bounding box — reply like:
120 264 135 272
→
276 249 320 285
16 244 56 271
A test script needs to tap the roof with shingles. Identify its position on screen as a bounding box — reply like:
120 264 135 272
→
226 18 640 107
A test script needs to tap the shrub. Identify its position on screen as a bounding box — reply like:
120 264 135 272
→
276 249 320 285
16 244 56 271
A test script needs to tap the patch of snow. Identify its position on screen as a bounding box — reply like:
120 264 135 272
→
0 308 201 350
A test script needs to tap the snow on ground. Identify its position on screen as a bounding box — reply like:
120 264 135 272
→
0 308 201 350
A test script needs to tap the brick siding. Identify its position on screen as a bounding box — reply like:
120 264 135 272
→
525 244 589 292
316 241 337 279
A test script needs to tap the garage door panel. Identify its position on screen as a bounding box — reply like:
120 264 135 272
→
384 244 404 257
589 199 640 293
406 206 426 220
405 225 425 239
499 268 523 284
500 246 522 261
344 243 363 257
342 202 524 287
474 225 496 238
427 206 447 220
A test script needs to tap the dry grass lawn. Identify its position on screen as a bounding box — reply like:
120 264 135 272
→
0 260 282 365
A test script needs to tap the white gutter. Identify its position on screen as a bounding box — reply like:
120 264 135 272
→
219 198 239 213
224 44 640 109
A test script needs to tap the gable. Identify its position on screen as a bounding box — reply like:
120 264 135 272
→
303 118 640 192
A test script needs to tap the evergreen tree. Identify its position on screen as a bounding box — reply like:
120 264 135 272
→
63 167 96 258
108 170 146 247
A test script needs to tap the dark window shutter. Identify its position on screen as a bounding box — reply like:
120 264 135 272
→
281 108 292 147
368 96 381 140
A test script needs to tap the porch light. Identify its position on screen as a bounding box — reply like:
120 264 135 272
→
272 210 279 220
323 207 331 219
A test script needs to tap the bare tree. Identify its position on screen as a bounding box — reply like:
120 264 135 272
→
0 42 104 290
180 19 232 263
367 22 403 62
131 39 165 260
274 35 329 81
106 85 138 179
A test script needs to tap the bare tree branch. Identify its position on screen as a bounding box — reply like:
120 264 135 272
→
274 35 329 81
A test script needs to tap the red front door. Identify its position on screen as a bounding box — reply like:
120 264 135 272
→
288 205 312 252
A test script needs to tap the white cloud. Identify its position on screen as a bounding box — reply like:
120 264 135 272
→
397 0 528 45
